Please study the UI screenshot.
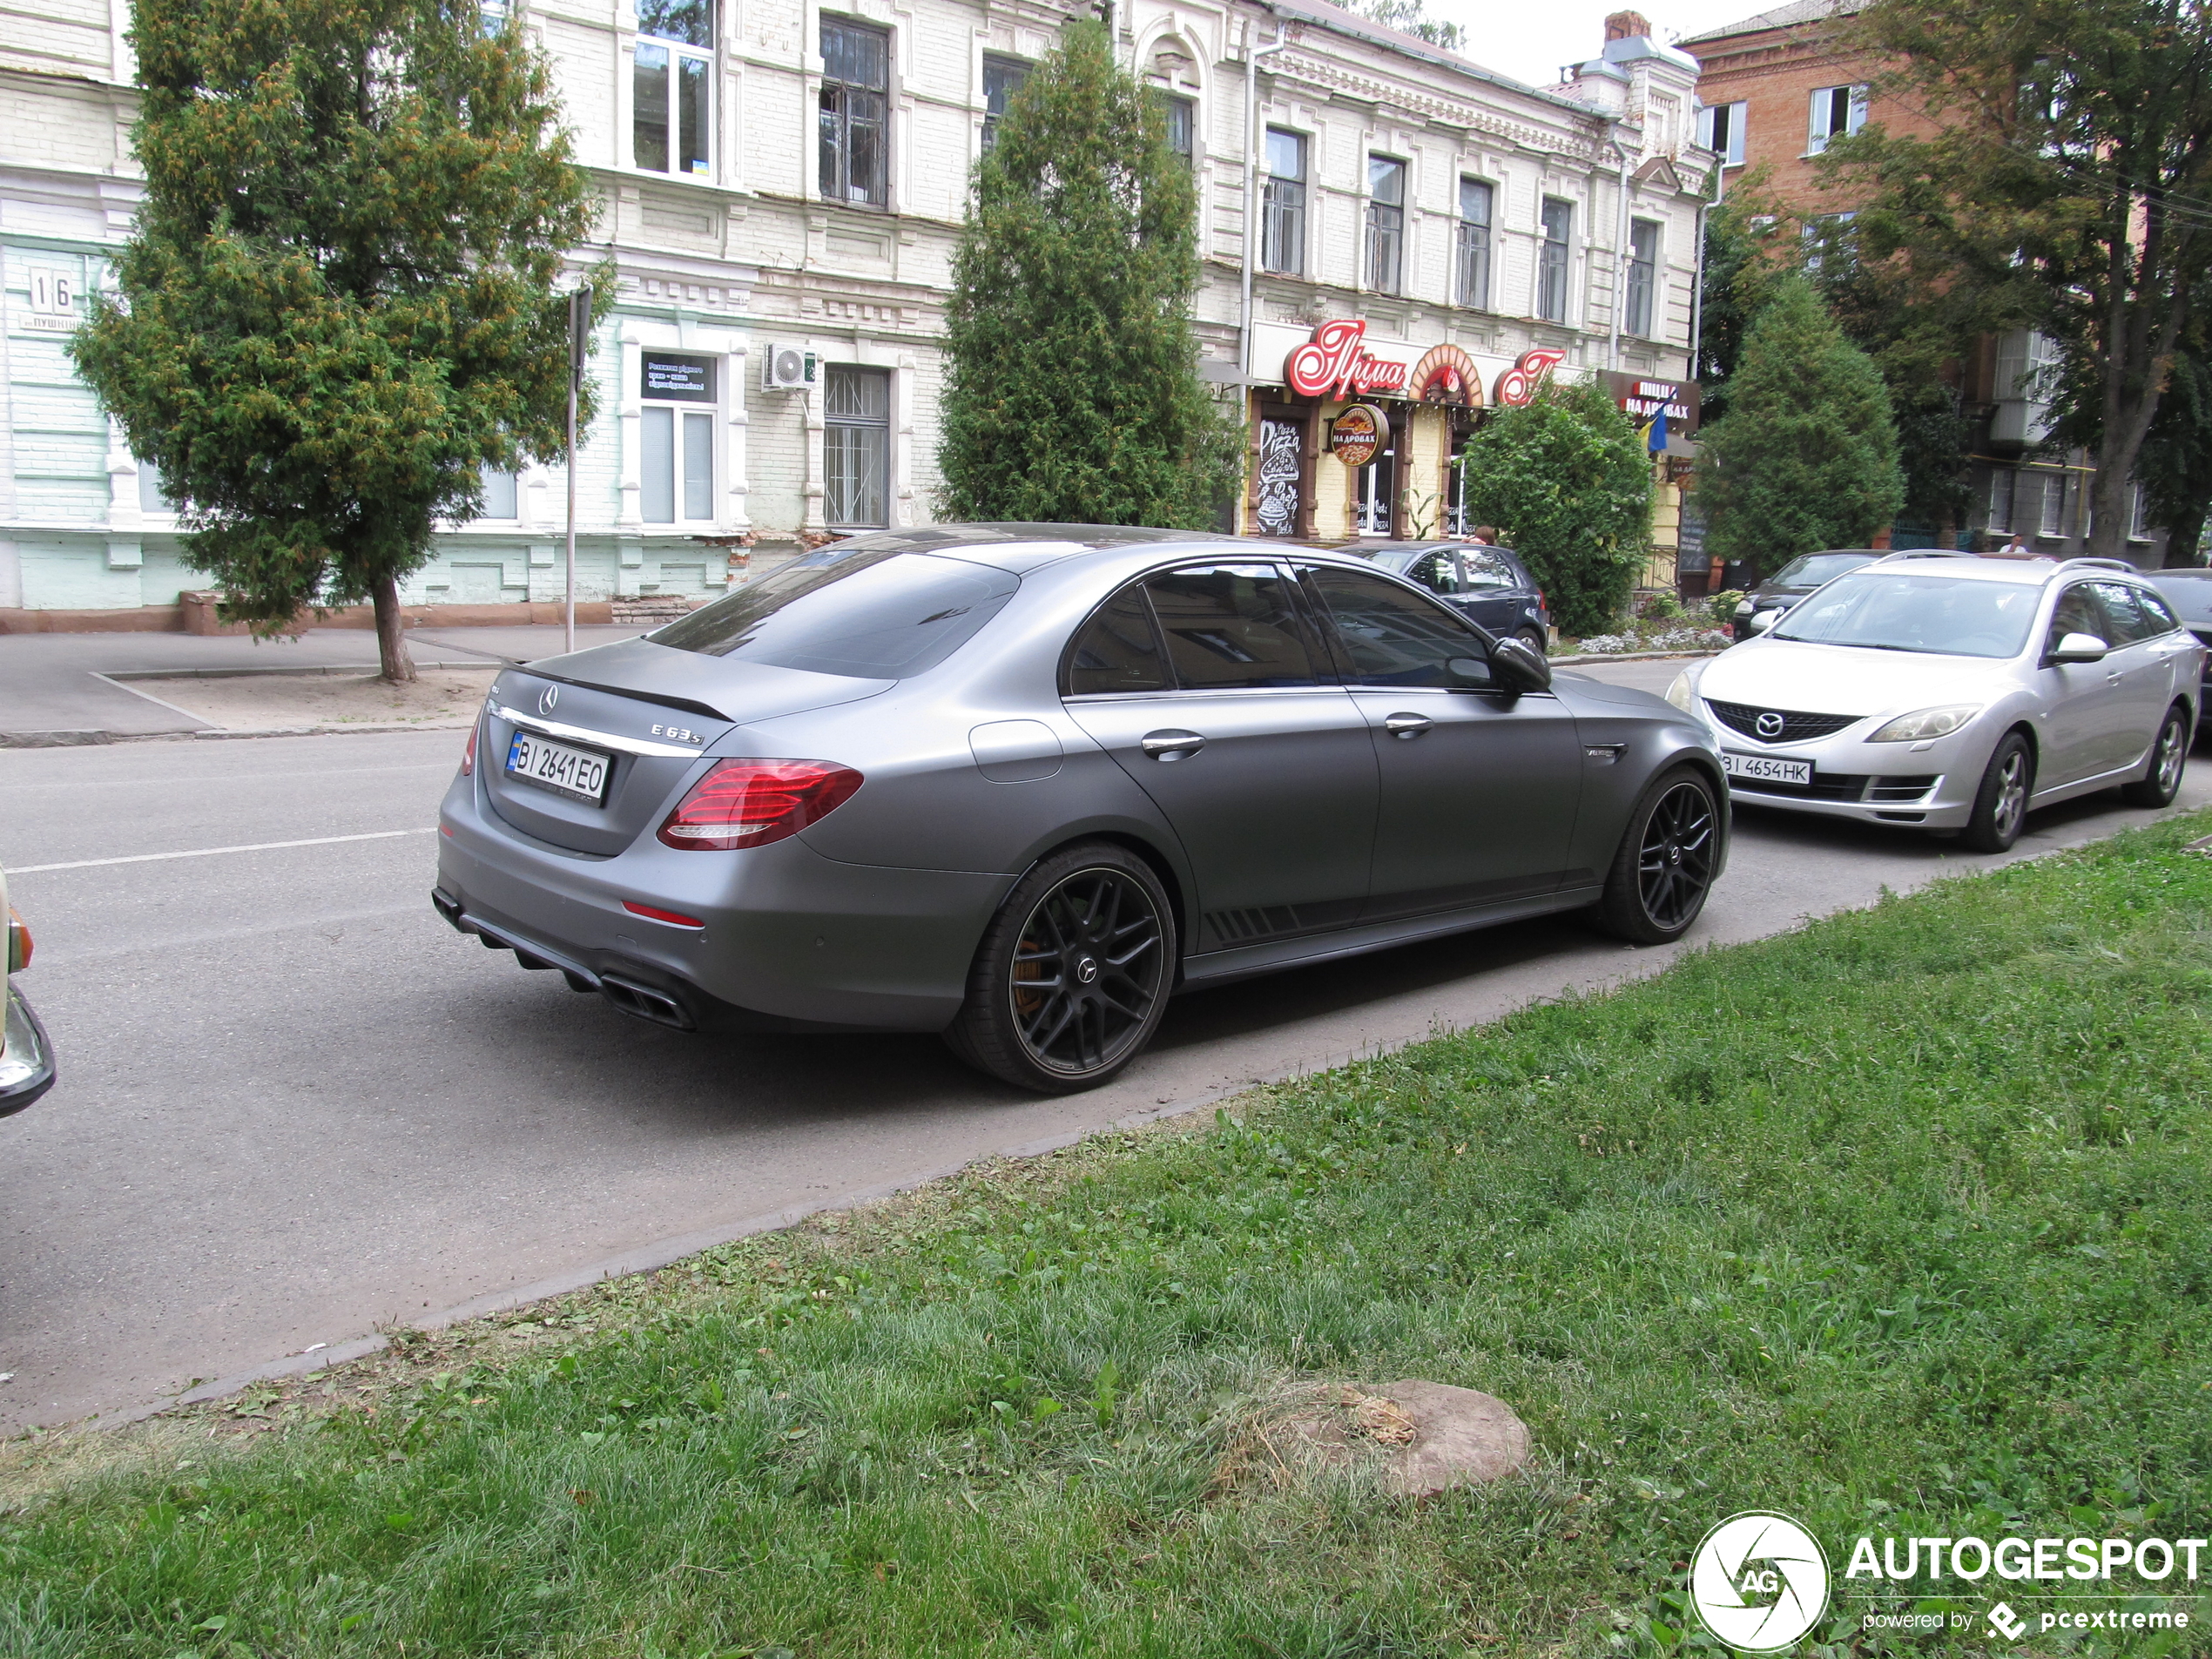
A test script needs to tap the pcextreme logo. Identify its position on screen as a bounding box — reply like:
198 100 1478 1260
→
1689 1513 1831 1652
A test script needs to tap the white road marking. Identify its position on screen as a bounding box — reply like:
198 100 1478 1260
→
9 828 439 874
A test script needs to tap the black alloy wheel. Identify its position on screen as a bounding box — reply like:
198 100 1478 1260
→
1595 766 1720 944
946 842 1174 1094
2121 705 2190 807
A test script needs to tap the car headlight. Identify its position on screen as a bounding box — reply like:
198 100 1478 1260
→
1867 704 1982 742
1665 669 1699 712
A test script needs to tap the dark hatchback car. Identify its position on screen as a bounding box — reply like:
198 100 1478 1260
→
1729 550 1882 639
1356 543 1551 653
2148 566 2212 738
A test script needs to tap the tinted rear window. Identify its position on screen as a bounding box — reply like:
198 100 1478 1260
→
651 550 1018 678
1770 552 1875 588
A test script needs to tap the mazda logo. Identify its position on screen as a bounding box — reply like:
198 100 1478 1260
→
538 685 560 717
1755 711 1786 739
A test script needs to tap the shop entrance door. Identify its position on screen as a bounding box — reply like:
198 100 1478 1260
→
1354 429 1396 536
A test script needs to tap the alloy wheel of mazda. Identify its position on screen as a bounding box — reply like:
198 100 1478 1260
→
2122 707 2189 807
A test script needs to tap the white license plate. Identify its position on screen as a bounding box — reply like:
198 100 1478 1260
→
506 732 610 803
1723 752 1812 786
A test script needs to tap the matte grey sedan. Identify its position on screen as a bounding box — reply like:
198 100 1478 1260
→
435 526 1727 1092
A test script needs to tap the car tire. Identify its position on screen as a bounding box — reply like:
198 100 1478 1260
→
2120 704 2190 807
1515 625 1548 658
1593 765 1722 946
1960 731 2034 853
943 841 1177 1094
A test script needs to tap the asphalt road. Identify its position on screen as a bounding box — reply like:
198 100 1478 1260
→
3 657 2206 1433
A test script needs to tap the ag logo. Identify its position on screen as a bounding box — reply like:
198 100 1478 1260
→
1689 1512 1830 1652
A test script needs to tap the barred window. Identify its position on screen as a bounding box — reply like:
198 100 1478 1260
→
824 366 891 529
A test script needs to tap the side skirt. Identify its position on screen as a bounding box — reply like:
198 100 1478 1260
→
1177 886 1607 991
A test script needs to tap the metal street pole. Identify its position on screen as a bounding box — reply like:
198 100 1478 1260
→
564 284 592 657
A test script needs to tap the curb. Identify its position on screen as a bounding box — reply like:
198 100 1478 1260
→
3 661 499 747
1550 648 1724 666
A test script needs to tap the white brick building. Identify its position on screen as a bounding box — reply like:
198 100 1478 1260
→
0 0 1710 625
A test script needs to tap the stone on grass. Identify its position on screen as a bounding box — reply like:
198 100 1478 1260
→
1263 1379 1530 1498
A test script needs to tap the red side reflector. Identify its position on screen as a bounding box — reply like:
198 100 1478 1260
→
624 900 705 928
657 759 864 852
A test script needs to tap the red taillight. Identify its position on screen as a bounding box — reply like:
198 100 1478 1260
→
461 718 478 776
624 900 705 927
657 759 864 852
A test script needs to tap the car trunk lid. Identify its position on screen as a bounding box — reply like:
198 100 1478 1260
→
481 640 891 856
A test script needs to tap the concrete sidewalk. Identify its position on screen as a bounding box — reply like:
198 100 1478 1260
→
0 624 647 743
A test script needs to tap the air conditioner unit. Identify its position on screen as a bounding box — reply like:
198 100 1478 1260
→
762 344 817 391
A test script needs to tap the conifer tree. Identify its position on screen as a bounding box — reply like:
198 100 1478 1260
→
1695 277 1903 573
72 0 603 680
938 21 1238 527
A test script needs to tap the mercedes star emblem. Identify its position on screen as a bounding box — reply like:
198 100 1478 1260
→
539 685 560 717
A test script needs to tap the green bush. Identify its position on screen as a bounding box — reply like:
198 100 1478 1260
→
1710 587 1747 625
1458 377 1652 637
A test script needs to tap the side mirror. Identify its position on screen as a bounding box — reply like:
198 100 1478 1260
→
1489 635 1552 694
1750 609 1780 633
2048 631 2109 664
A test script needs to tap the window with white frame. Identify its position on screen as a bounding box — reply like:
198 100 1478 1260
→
478 463 519 520
634 0 712 178
981 54 1029 153
820 17 889 206
1366 156 1406 294
1538 197 1572 323
2037 472 2066 538
1806 84 1868 154
824 366 891 529
1263 128 1306 276
1456 178 1493 309
639 352 717 524
1626 219 1659 337
2130 482 2153 541
1696 100 1746 166
1161 93 1194 167
137 457 173 514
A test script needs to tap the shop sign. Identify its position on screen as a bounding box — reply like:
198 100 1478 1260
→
1598 369 1701 434
1494 348 1567 408
1286 320 1408 400
642 352 717 401
1329 403 1391 467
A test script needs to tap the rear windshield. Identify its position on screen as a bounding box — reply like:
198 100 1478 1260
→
651 549 1018 678
1770 552 1874 588
1770 573 2041 658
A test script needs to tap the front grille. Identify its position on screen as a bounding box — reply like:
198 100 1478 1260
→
1866 774 1940 804
1706 698 1864 745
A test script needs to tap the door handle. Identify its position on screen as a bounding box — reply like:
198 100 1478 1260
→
1140 729 1206 760
1383 712 1433 738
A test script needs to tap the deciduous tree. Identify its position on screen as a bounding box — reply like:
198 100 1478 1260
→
1456 376 1652 637
937 21 1239 528
1828 0 2212 562
73 0 604 680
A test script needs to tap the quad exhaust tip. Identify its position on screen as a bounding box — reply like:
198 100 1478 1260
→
434 888 692 1027
597 974 698 1032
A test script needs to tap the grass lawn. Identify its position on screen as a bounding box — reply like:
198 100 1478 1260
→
5 813 2210 1657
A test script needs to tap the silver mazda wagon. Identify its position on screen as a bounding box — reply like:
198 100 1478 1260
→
435 526 1727 1092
